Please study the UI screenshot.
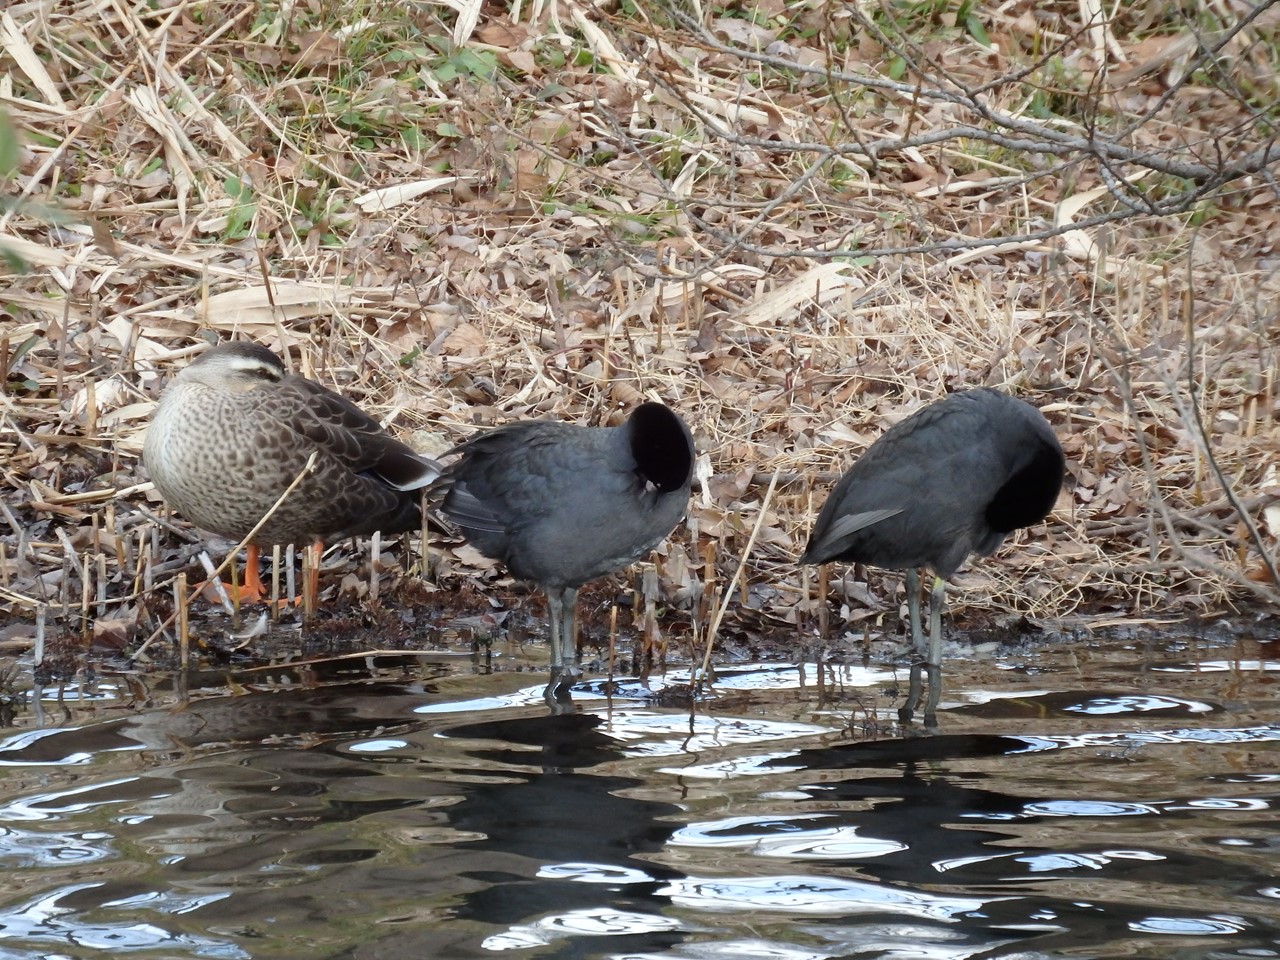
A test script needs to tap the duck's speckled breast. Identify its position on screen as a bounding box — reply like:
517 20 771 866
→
144 380 322 544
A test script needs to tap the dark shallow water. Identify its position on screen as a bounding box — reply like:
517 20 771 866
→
0 632 1278 959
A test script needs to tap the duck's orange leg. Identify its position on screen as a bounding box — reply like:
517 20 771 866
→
199 542 315 609
195 543 267 606
241 543 267 604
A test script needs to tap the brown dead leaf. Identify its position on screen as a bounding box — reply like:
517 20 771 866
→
452 544 501 572
710 17 777 47
708 466 756 503
92 614 137 651
290 30 344 69
501 50 538 75
476 22 530 48
441 322 488 360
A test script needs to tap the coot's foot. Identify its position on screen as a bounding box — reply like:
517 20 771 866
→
543 664 581 709
897 661 941 728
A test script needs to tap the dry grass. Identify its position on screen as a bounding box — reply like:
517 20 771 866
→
1 0 1278 679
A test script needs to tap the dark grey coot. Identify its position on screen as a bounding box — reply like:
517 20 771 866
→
799 387 1066 724
439 402 696 704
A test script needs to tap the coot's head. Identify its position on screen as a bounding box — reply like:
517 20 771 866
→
626 402 694 493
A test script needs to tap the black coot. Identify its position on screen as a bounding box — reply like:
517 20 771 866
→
440 403 695 703
800 387 1065 724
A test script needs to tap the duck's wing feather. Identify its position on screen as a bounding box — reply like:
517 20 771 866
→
264 375 441 490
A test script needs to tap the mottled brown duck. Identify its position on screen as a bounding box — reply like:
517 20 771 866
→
800 387 1066 725
144 341 440 604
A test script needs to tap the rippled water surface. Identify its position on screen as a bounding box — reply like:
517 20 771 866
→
1 632 1278 959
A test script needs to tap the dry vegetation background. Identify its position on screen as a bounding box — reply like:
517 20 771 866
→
1 0 1279 685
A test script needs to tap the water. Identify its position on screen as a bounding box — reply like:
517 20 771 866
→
0 634 1277 959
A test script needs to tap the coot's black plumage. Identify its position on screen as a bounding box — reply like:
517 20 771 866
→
800 387 1065 723
440 403 695 703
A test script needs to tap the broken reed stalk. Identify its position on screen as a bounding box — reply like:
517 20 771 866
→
30 604 46 728
695 469 780 686
418 491 431 580
85 377 96 438
635 565 659 680
607 603 618 693
176 572 189 663
271 544 282 620
818 564 829 639
96 553 107 619
229 557 241 623
370 530 381 603
59 551 70 630
196 552 235 614
146 526 157 591
646 565 662 673
33 604 45 667
800 562 810 634
80 549 90 645
302 542 317 619
107 504 126 571
136 530 149 596
700 539 716 640
176 574 190 704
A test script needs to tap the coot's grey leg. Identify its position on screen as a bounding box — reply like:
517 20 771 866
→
558 586 581 683
544 590 566 705
544 587 581 707
921 575 947 726
905 567 925 655
900 568 925 723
